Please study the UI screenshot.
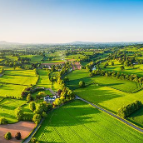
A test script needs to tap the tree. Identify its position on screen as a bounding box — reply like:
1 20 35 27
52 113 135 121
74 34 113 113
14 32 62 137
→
79 81 85 88
0 117 7 124
42 112 47 118
111 61 114 66
54 98 61 106
29 102 36 112
15 132 21 140
120 66 124 71
32 114 41 124
15 107 23 121
26 94 32 102
5 132 12 140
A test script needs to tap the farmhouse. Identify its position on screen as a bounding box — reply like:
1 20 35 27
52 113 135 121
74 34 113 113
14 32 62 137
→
44 95 58 103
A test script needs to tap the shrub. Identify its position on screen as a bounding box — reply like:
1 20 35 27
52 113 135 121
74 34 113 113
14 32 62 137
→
15 107 23 121
79 81 85 88
118 100 142 118
0 117 7 124
4 132 12 140
33 114 41 124
15 132 21 140
29 102 36 111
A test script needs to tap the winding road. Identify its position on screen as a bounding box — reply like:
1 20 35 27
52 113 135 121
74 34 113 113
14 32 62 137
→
76 95 143 133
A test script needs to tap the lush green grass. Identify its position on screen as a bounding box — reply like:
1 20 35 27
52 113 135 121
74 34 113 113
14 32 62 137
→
0 70 38 86
6 55 18 61
66 69 91 89
101 60 143 77
21 55 43 63
92 76 141 93
41 60 64 63
37 69 52 88
0 98 26 123
0 70 38 98
21 103 34 119
0 84 25 98
80 61 88 66
74 84 143 113
34 100 143 143
128 106 143 128
31 90 53 99
66 54 85 60
67 69 140 92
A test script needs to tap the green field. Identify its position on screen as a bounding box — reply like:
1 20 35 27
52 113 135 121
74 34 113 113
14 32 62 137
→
0 98 26 123
37 69 52 88
74 84 143 113
66 69 141 93
34 100 143 143
128 107 143 128
101 60 143 77
21 55 43 63
1 70 38 86
66 54 85 60
0 84 25 97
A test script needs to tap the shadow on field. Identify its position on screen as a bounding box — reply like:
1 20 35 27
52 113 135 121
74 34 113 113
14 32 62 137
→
48 100 100 127
75 85 124 104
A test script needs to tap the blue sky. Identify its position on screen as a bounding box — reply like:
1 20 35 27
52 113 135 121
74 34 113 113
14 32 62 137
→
0 0 143 43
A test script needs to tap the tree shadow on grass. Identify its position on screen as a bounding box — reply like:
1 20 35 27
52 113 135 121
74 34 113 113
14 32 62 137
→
75 85 124 104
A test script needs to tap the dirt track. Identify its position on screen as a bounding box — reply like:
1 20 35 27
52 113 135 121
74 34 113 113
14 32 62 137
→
0 121 35 143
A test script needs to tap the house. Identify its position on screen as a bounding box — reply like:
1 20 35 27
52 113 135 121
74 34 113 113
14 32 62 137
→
44 95 58 103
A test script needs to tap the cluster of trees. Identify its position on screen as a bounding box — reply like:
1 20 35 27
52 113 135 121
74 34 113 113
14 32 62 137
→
31 101 52 124
118 101 142 118
5 132 21 140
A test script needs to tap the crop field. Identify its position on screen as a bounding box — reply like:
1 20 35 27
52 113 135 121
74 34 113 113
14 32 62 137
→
0 98 26 123
34 100 143 143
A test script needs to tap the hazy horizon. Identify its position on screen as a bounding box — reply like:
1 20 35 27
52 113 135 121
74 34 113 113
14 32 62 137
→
0 0 143 43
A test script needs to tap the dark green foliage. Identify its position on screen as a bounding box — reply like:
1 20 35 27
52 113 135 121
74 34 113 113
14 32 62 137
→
118 101 142 118
29 102 36 111
33 114 41 124
5 132 12 140
79 81 85 88
15 132 21 140
0 117 7 124
15 107 23 121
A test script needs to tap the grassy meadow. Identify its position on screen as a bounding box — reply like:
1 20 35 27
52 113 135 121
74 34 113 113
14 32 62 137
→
0 98 26 123
34 100 143 143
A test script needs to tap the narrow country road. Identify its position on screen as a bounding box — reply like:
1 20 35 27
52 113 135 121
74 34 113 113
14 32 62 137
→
76 95 143 133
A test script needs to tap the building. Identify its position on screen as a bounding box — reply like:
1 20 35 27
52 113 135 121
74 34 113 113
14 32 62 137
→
44 95 58 103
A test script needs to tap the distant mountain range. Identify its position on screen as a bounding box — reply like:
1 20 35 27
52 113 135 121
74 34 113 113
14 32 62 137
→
0 41 143 45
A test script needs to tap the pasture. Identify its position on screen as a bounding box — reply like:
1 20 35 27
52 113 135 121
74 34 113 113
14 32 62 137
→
74 84 143 113
20 55 43 63
34 100 143 143
101 60 143 77
66 69 141 93
36 69 52 88
0 84 25 98
0 98 26 123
